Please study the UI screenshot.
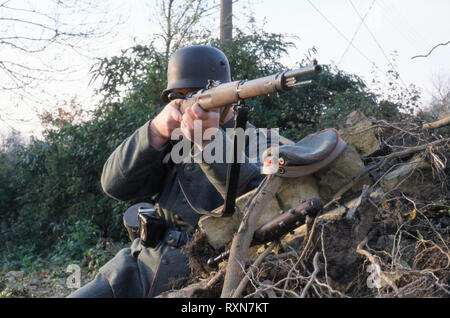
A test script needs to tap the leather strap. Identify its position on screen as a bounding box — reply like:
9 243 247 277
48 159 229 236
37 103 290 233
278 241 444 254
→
222 105 248 217
219 105 232 126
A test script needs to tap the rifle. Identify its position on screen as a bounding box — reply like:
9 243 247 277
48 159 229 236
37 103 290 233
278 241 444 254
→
171 60 322 218
168 59 322 113
207 198 323 267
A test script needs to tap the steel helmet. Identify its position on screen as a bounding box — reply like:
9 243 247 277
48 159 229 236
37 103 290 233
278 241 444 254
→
161 45 231 103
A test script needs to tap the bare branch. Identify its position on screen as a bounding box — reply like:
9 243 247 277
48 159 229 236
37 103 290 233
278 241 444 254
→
232 240 279 298
422 115 450 130
221 175 282 298
300 252 320 298
411 40 450 59
0 0 123 126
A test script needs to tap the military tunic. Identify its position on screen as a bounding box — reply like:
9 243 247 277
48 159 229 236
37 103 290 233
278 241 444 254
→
68 118 267 297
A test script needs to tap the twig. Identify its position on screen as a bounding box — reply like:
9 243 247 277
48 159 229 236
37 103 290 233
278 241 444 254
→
300 252 320 298
376 119 423 138
244 282 301 298
356 237 399 294
345 185 370 220
221 175 282 298
434 281 450 295
205 268 226 289
379 138 449 167
323 157 388 209
411 40 450 59
320 229 330 287
379 161 422 199
325 129 447 209
281 216 319 297
157 268 225 298
232 240 279 298
313 279 350 298
347 124 381 136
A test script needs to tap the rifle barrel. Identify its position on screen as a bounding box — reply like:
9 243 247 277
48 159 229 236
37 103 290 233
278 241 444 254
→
180 62 322 113
283 64 322 80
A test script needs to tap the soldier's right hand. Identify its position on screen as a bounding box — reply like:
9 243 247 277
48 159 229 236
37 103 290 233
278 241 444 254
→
148 99 183 148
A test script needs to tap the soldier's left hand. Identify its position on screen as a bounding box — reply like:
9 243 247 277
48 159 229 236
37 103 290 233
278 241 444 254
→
181 103 220 150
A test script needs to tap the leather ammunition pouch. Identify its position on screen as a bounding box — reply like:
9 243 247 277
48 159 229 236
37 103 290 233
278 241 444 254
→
123 202 188 249
123 203 153 242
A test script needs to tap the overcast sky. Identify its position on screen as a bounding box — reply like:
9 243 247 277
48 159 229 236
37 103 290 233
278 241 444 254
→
252 0 450 101
1 0 449 139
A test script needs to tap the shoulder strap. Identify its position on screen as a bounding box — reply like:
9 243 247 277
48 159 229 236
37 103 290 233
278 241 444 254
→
221 105 248 217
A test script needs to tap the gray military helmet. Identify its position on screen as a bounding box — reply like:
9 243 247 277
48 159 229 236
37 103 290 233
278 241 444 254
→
161 45 232 103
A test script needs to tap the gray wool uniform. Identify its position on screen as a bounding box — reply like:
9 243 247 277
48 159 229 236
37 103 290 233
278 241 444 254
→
68 118 269 298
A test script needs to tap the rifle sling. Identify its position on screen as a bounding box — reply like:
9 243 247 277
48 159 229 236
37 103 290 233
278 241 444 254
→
222 105 248 217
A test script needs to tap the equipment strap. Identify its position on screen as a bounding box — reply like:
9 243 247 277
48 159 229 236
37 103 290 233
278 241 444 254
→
222 103 248 217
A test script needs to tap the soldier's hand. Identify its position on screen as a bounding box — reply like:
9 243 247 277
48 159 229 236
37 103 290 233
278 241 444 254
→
181 103 220 150
149 99 183 148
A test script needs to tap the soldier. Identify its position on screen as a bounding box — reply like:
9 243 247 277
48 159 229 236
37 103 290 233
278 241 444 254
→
68 45 268 297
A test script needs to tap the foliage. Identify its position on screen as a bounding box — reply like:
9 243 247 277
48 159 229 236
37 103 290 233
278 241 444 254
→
90 45 167 108
0 100 135 271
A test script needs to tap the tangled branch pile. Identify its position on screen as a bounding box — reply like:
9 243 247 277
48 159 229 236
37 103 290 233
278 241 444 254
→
161 113 450 298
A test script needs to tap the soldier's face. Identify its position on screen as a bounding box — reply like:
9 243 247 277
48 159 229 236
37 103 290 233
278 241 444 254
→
171 88 231 120
172 88 199 97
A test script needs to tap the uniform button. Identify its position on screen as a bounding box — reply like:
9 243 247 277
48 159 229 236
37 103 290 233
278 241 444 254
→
181 197 187 204
185 164 195 171
161 257 169 265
